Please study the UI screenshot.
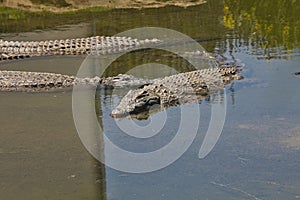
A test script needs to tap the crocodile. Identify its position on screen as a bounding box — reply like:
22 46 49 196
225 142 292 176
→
0 70 152 92
111 66 243 119
0 36 161 61
0 36 232 91
0 36 243 118
0 56 237 92
0 35 160 91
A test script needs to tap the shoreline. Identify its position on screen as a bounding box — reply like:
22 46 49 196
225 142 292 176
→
0 0 207 13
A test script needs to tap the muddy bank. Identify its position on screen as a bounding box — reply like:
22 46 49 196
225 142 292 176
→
0 0 207 12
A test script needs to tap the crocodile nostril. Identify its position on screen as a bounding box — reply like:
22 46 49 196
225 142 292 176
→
136 93 148 99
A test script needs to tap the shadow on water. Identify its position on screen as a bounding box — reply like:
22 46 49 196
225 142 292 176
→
0 0 300 199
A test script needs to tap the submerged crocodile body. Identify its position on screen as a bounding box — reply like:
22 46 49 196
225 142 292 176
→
111 67 242 119
0 70 152 92
0 36 161 60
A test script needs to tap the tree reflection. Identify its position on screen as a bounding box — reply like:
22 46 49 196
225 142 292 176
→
223 0 299 57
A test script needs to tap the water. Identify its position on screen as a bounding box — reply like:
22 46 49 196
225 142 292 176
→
0 0 300 199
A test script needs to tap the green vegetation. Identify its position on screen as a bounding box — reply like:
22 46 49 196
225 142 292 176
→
0 6 111 33
0 6 29 20
223 0 300 51
64 6 111 14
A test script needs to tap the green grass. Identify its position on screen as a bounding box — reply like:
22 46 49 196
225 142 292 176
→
0 5 112 33
72 6 111 13
0 6 29 20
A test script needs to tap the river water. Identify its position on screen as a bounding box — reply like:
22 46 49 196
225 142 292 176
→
0 0 300 199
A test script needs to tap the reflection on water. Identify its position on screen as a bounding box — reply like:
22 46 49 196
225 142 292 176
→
0 0 300 199
221 0 300 67
223 0 299 51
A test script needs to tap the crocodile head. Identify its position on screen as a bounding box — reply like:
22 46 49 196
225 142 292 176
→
111 87 161 118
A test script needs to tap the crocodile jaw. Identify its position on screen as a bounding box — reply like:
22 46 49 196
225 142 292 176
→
111 88 160 118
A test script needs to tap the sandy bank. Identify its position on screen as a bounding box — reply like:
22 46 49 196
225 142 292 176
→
0 0 207 12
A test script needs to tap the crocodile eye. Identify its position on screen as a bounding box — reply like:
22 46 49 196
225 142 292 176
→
138 84 150 89
147 97 160 105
